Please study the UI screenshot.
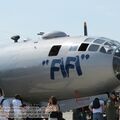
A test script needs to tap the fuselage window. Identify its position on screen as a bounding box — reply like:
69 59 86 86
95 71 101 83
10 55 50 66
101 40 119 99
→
88 44 99 51
93 39 105 44
49 45 61 56
78 43 89 51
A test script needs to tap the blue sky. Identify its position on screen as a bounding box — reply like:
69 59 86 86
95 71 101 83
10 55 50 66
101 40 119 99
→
0 0 120 44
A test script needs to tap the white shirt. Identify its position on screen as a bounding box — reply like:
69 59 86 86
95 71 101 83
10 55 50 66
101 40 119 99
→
12 99 22 114
0 96 10 113
90 100 104 113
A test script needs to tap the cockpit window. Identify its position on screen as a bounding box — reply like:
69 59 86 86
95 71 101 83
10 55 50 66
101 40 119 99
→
84 38 94 42
93 39 105 44
78 43 89 51
100 41 120 54
100 46 113 54
104 42 117 49
100 47 107 53
49 45 61 56
88 44 99 51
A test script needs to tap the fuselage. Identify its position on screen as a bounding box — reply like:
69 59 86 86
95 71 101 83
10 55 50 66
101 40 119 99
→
0 36 120 102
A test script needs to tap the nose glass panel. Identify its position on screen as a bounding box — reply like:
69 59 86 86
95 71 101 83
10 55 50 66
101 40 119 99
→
114 47 120 57
113 48 120 80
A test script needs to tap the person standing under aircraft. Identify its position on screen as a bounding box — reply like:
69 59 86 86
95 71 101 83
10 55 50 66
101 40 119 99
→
45 96 60 113
12 94 23 120
45 96 63 120
106 92 119 120
0 88 10 120
89 98 104 120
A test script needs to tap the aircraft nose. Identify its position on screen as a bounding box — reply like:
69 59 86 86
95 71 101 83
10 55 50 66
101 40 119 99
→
113 47 120 80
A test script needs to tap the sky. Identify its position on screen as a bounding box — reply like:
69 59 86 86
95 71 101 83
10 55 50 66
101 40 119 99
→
0 0 120 45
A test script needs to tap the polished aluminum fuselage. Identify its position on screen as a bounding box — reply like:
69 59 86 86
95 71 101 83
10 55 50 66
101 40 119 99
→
0 36 120 102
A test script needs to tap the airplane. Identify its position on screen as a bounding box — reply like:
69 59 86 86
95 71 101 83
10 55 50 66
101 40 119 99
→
0 22 120 105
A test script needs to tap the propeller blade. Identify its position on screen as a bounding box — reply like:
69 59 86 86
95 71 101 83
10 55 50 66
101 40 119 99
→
84 22 88 36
